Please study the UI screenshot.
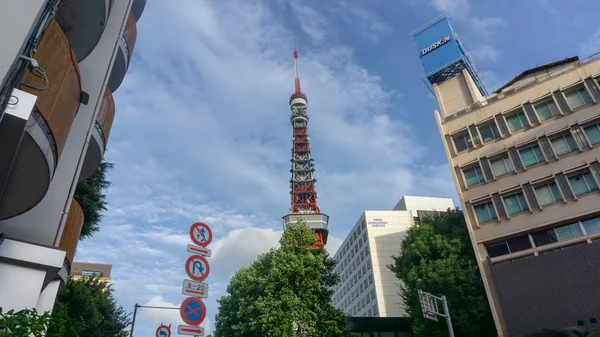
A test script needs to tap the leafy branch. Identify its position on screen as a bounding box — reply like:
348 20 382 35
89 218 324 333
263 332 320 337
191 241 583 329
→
0 307 52 337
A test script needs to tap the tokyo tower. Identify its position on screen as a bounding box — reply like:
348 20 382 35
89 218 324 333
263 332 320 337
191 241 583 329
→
282 40 329 249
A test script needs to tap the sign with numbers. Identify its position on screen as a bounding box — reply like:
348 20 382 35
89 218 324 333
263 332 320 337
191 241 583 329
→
182 279 209 298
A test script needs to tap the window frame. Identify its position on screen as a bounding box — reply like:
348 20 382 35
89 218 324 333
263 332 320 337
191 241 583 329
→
452 131 473 153
550 132 579 156
564 86 592 110
502 191 530 216
478 122 501 143
490 154 515 178
533 181 563 207
462 164 485 187
504 109 530 133
518 143 545 168
473 200 498 224
567 170 599 196
533 98 560 121
583 122 600 146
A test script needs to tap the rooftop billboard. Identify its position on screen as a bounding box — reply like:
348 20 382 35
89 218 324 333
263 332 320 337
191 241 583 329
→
413 17 463 77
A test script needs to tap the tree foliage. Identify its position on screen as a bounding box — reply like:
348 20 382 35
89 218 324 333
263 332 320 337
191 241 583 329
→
0 307 51 337
73 161 113 239
214 220 349 337
388 210 496 337
46 276 130 337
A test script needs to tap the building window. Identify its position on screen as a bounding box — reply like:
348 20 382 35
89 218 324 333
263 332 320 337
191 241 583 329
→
534 99 560 121
531 229 558 247
486 242 509 258
368 274 373 284
81 271 102 277
506 235 532 253
362 232 367 243
363 279 368 289
584 123 600 145
519 144 545 167
479 123 500 143
554 223 584 241
368 309 372 316
367 260 372 269
565 87 592 109
582 216 600 235
463 165 485 186
534 182 563 206
474 201 497 224
568 171 598 196
503 192 529 215
453 132 473 153
505 111 530 133
551 134 578 156
490 155 514 177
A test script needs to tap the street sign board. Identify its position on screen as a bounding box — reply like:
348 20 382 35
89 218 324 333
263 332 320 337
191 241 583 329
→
190 222 212 247
155 325 171 337
180 297 207 326
177 325 204 336
187 244 212 257
182 279 209 298
418 289 440 322
185 255 210 281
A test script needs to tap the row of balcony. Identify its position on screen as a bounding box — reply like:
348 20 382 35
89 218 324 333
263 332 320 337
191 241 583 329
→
0 0 144 221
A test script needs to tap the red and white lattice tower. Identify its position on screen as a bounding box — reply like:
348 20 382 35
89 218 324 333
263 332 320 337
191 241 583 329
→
282 40 329 249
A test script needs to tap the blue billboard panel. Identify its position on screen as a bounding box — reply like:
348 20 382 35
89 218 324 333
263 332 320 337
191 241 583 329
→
414 17 463 76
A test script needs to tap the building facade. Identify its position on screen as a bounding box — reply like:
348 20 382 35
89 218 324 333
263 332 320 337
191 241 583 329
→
0 0 145 314
70 262 112 283
331 196 454 318
415 15 600 337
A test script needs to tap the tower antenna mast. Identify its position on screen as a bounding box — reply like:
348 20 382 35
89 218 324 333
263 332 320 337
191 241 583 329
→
294 39 302 93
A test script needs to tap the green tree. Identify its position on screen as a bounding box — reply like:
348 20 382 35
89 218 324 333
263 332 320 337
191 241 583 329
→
73 161 113 239
214 220 349 337
46 276 130 337
388 210 496 337
0 307 51 337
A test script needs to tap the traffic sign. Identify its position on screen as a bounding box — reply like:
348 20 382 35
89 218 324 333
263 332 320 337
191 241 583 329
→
155 325 171 337
177 325 204 336
182 279 209 298
187 244 212 257
180 297 207 326
185 255 210 281
190 222 212 247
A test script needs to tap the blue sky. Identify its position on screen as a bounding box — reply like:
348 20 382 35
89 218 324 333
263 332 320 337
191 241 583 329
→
75 0 600 335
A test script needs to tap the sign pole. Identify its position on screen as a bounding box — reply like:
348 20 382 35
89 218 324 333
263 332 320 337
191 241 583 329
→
130 303 139 337
441 295 455 337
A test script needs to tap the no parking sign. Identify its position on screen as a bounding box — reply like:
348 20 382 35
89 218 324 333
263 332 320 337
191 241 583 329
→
179 222 213 336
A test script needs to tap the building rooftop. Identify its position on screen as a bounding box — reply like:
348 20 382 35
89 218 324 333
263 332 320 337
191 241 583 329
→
494 56 579 93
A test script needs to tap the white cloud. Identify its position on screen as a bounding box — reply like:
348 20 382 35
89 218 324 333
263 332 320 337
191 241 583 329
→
75 0 458 336
470 44 500 63
430 0 470 18
290 0 328 43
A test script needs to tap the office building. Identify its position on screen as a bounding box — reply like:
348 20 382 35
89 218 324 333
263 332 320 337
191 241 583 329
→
0 0 145 314
70 262 112 285
415 15 600 336
331 196 454 318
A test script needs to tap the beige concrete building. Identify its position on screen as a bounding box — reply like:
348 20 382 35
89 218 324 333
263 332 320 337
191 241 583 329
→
331 196 454 318
433 55 600 336
70 262 112 285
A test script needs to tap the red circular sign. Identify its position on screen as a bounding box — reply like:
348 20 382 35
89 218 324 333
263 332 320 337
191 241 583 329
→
189 222 213 247
185 255 210 281
156 325 170 337
180 297 206 326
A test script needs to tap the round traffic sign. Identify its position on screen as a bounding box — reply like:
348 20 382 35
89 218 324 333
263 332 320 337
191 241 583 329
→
185 255 210 281
190 222 212 247
180 297 207 326
156 325 170 337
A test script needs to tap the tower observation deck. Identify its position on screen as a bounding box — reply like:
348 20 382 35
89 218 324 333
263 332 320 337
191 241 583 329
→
282 41 329 249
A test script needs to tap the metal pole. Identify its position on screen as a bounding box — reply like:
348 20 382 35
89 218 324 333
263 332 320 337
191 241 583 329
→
441 296 455 337
129 303 139 337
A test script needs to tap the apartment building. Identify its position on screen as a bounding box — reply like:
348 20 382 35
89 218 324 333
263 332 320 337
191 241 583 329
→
0 0 145 314
414 16 600 337
331 196 454 318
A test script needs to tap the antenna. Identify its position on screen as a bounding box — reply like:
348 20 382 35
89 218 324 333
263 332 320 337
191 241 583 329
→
293 39 301 93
